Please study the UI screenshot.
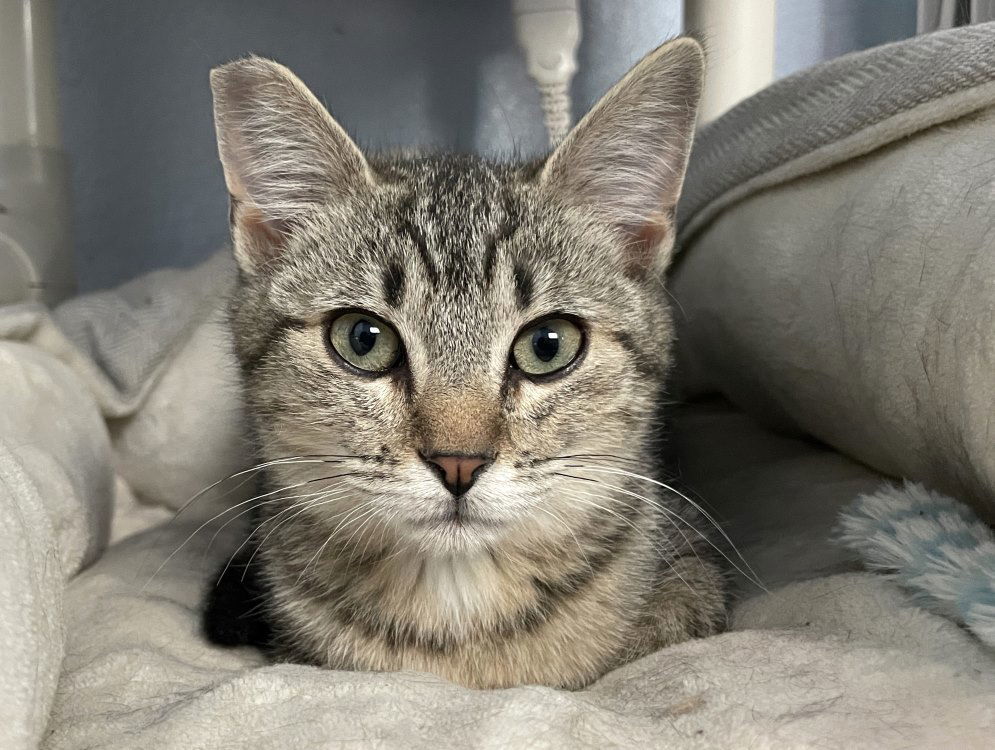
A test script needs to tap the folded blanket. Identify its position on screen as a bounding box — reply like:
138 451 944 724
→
0 341 112 748
2 257 993 747
671 22 995 522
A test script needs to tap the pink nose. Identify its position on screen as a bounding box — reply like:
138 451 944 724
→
423 454 491 496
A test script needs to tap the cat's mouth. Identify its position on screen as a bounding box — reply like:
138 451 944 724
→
412 504 501 531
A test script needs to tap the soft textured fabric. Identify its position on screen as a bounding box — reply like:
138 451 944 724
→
0 343 112 748
678 22 995 241
2 252 247 514
1 257 993 748
671 22 995 522
0 257 238 749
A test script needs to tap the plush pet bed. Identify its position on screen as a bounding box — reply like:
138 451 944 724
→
3 23 995 750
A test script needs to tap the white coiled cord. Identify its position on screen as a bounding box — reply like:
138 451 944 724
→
512 0 581 147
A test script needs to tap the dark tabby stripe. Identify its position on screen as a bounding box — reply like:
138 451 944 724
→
238 316 306 375
530 509 634 612
396 197 438 287
482 197 521 286
382 261 406 308
482 234 499 286
609 328 661 379
331 594 456 654
513 262 534 309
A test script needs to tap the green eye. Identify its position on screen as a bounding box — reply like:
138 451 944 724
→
511 317 584 378
328 311 402 374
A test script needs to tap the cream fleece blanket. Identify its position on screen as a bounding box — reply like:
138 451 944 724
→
1 256 993 749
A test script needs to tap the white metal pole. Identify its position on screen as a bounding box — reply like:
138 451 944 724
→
684 0 776 124
0 0 62 147
0 0 74 305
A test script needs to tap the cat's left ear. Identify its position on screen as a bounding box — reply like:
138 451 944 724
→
539 37 703 276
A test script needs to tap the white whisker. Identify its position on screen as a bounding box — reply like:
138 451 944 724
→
296 501 377 584
559 464 764 590
555 487 698 596
615 482 763 589
238 487 355 581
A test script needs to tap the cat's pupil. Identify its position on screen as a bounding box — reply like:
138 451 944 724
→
349 319 379 356
532 327 560 362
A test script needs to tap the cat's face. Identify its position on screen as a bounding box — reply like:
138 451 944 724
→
214 40 701 554
230 158 673 552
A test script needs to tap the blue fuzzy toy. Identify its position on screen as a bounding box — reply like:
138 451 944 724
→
837 481 995 648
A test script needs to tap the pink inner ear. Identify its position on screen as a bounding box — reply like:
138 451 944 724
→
623 216 672 276
231 198 291 266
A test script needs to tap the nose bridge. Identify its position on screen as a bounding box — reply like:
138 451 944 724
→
414 385 501 455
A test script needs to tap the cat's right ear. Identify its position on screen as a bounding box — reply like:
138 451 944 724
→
210 56 372 273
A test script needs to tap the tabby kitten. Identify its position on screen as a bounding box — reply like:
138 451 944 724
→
203 37 725 690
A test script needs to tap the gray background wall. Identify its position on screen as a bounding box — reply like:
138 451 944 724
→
55 0 916 292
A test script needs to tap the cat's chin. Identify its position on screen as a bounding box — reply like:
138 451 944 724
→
405 511 505 552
